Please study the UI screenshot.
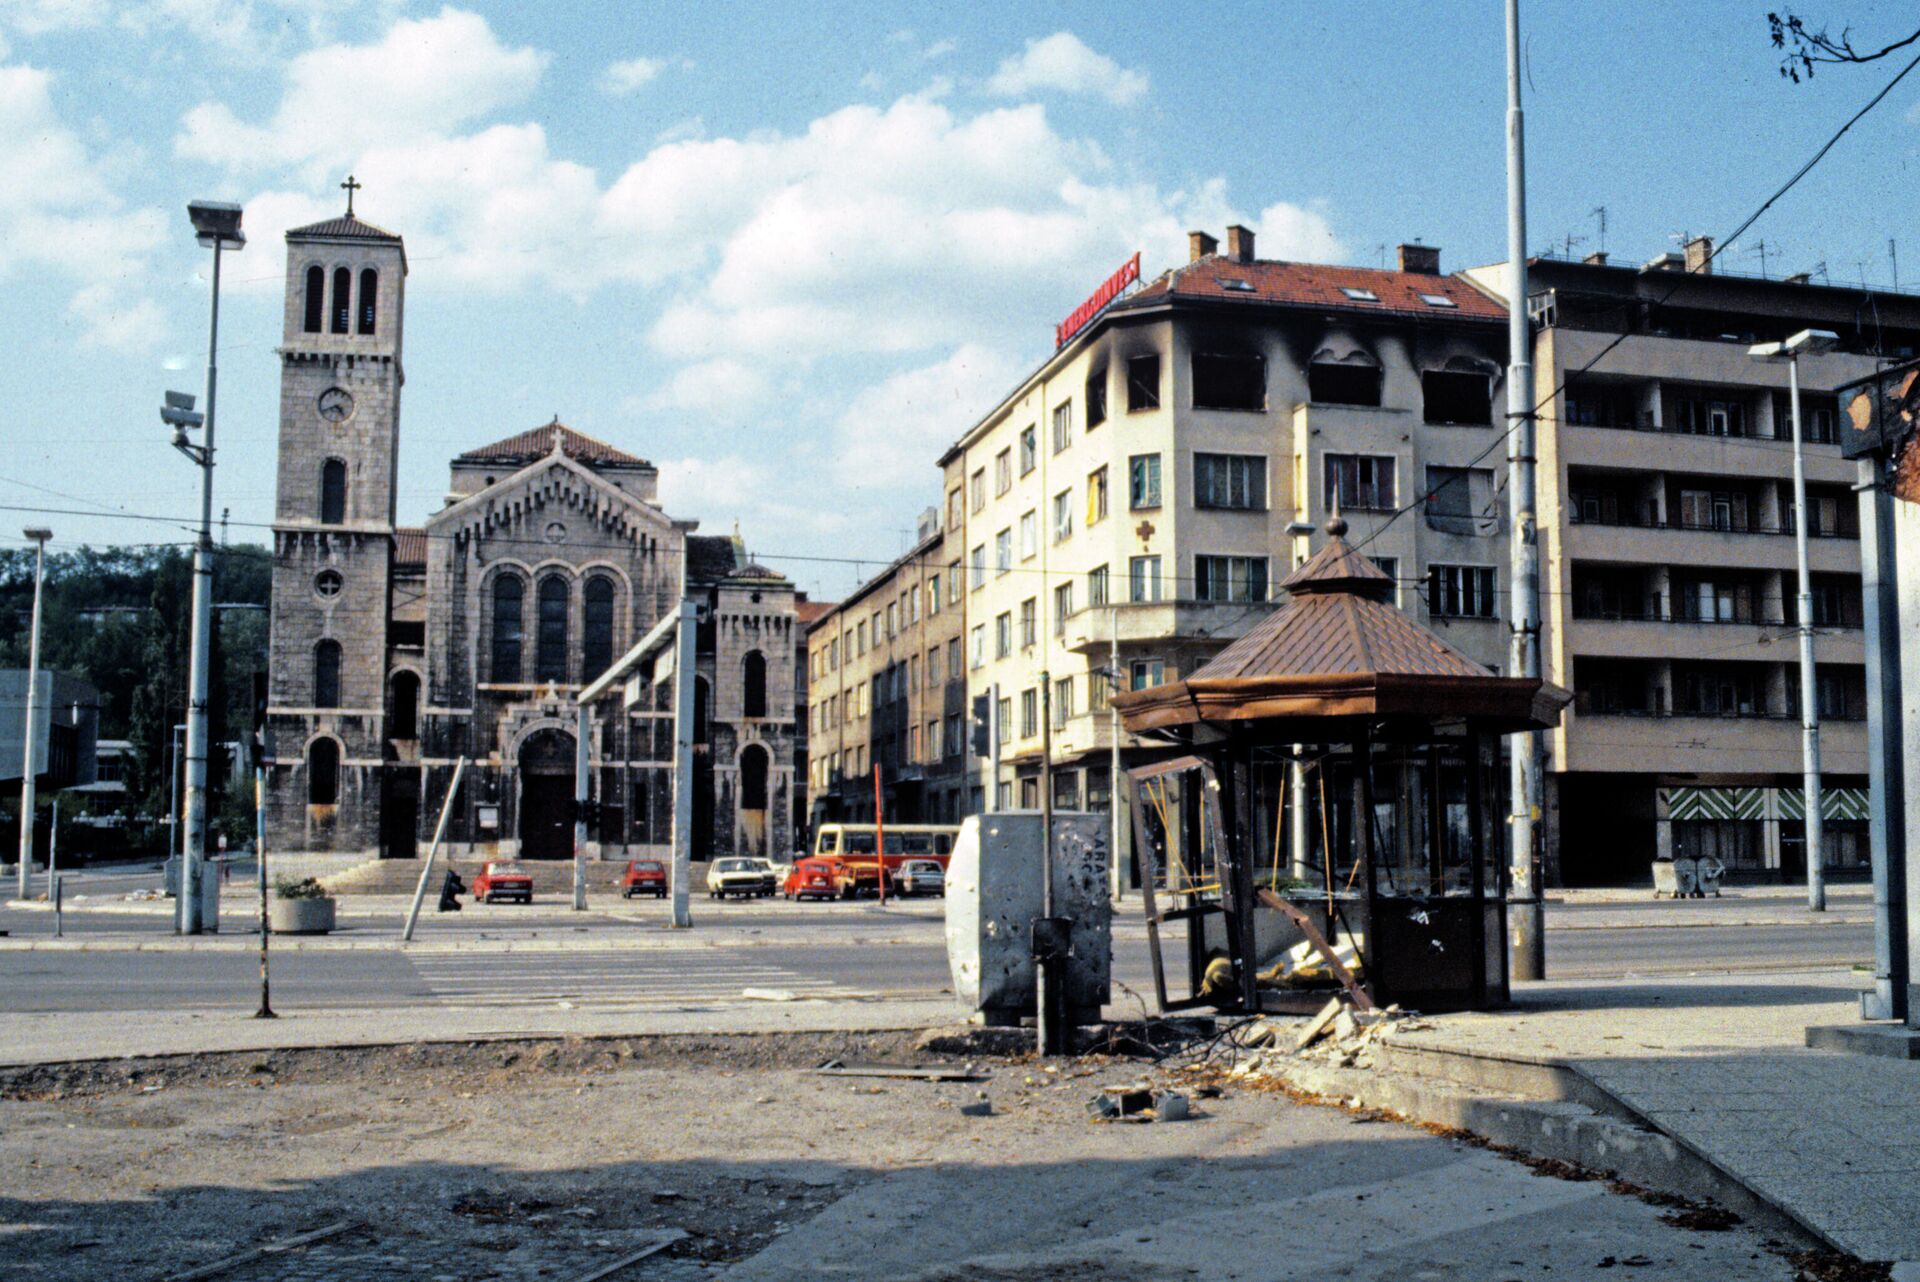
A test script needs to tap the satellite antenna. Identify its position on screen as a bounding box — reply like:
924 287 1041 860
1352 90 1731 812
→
1589 206 1608 256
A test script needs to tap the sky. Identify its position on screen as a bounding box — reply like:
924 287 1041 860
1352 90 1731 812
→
2 0 1917 599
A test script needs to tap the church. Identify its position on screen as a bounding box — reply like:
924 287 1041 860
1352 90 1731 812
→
262 200 809 863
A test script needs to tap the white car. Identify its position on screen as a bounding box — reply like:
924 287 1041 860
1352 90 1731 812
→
706 857 777 899
892 859 946 898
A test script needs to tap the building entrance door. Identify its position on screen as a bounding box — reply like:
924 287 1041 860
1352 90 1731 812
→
518 729 576 859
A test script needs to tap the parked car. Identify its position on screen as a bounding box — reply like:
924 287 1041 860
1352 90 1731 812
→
892 858 945 898
832 858 885 900
783 857 840 901
472 862 533 904
707 857 776 899
620 858 668 899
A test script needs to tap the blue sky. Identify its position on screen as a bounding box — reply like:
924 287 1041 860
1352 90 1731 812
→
2 0 1916 598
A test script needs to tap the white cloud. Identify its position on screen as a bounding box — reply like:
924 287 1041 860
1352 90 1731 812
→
602 54 687 96
642 358 774 419
827 344 1021 499
985 32 1147 106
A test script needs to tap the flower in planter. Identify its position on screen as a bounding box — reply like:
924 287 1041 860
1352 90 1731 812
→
274 877 332 901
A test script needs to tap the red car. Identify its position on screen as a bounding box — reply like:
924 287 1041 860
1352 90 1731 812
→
620 859 668 899
472 861 533 904
783 857 840 901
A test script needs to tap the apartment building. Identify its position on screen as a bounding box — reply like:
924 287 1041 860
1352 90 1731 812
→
1466 242 1920 884
939 227 1514 861
804 506 971 826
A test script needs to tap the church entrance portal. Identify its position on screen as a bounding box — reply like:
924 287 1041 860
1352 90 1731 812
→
518 729 576 859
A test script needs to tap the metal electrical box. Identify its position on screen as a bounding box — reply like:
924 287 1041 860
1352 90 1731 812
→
944 811 1111 1026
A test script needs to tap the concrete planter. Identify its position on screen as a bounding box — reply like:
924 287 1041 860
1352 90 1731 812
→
268 896 337 935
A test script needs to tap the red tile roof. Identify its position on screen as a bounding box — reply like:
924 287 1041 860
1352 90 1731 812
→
795 599 837 625
455 422 652 469
393 527 428 568
1118 256 1505 323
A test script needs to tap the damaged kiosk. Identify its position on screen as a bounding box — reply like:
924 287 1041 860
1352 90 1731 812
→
1111 515 1571 1015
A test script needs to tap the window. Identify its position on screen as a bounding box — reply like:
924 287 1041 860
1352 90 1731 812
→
1192 350 1266 410
946 637 960 677
1130 658 1165 690
303 265 325 333
997 697 1012 745
1019 426 1037 475
307 737 340 805
856 621 867 655
1053 676 1075 727
1052 401 1072 453
1090 670 1111 711
357 268 378 335
1019 597 1037 649
1129 454 1162 509
491 576 524 682
330 266 351 334
1326 454 1397 511
1194 555 1269 603
1777 396 1838 445
319 459 347 524
1052 489 1073 543
1422 369 1493 425
1420 293 1459 309
1193 453 1266 510
1019 510 1038 560
1019 776 1040 808
1129 555 1163 603
740 744 769 810
535 576 569 683
1674 395 1749 438
947 559 962 604
1020 688 1038 738
995 449 1012 495
927 645 941 686
1425 466 1493 533
970 468 987 512
886 601 897 638
1370 556 1399 605
1086 367 1107 427
927 574 941 615
995 612 1013 659
743 650 768 718
909 654 919 692
995 529 1012 576
1678 489 1750 533
582 577 615 681
971 544 986 589
1308 361 1382 407
1127 354 1161 411
1088 564 1109 607
970 625 985 669
1429 564 1498 618
1087 466 1109 525
947 486 963 532
1340 286 1380 302
314 639 342 708
1054 581 1074 634
927 719 942 760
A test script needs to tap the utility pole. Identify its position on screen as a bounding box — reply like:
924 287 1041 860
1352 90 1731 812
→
573 702 590 911
1108 610 1123 899
1035 670 1067 1056
668 598 697 928
1504 0 1545 980
1856 446 1906 1020
15 526 51 901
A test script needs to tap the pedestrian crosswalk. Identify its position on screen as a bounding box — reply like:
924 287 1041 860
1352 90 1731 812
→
404 948 860 1009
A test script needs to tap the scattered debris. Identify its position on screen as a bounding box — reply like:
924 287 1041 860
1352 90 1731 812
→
563 1229 687 1282
742 988 798 1002
161 1220 360 1282
959 1099 993 1117
1152 1090 1190 1122
813 1062 984 1082
1086 1084 1192 1123
1660 1206 1741 1231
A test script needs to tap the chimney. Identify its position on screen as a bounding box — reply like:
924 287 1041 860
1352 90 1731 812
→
1784 271 1811 286
1225 224 1256 263
1396 243 1441 275
1188 230 1219 262
1582 251 1609 266
1684 235 1714 274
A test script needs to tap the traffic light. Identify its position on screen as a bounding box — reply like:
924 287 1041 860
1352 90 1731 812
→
248 670 272 770
969 694 992 758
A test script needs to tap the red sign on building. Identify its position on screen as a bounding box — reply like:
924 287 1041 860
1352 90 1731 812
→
1055 252 1141 349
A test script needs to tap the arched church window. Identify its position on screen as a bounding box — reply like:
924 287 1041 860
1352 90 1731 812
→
331 266 351 334
320 459 347 524
303 265 324 333
492 576 524 683
740 744 769 811
742 650 768 719
390 670 419 740
358 268 378 335
582 577 615 683
314 639 342 708
307 737 340 805
536 576 569 683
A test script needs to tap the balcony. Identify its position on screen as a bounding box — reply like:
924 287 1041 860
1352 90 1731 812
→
1060 598 1266 655
1560 708 1867 776
1563 520 1860 574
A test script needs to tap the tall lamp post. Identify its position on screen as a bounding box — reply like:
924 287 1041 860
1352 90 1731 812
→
170 199 244 935
1749 328 1840 912
15 526 52 900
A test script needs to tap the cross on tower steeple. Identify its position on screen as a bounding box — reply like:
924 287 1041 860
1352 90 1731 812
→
340 174 362 217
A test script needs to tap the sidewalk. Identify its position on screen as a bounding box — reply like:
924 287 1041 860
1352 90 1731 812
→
1392 969 1919 1267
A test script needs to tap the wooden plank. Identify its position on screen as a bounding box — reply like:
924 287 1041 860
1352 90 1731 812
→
567 1231 688 1282
163 1221 359 1282
1255 888 1375 1011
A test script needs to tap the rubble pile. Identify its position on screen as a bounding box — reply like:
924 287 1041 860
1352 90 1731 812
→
1229 999 1432 1073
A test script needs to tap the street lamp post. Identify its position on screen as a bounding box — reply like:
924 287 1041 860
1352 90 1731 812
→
171 199 244 935
15 526 52 900
1749 328 1840 912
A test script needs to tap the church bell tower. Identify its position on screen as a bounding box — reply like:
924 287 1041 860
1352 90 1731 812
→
263 180 408 857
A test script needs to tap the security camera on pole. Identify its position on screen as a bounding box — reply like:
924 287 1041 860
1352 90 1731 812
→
169 198 245 935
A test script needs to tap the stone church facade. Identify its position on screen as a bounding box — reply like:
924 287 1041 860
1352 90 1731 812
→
263 207 802 861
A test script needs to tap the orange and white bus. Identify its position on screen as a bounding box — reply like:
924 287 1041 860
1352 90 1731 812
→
810 823 959 875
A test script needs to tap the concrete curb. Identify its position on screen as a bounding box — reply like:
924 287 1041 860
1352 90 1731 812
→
0 931 936 954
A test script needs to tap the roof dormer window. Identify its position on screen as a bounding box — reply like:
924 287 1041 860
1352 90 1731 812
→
1420 293 1459 308
1340 287 1380 303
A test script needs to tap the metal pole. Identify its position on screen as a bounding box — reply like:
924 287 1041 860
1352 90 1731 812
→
179 238 223 935
1108 610 1123 899
873 763 886 905
1289 749 1311 882
1857 453 1906 1020
987 682 1001 813
47 798 57 899
1787 355 1826 911
573 702 589 911
403 756 467 941
16 531 48 900
1037 670 1066 1055
168 723 181 889
254 765 274 1018
669 598 697 928
1504 0 1545 980
53 873 62 937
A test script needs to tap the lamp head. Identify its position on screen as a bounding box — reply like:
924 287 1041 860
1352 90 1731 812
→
1749 328 1841 363
22 526 53 543
187 200 245 249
